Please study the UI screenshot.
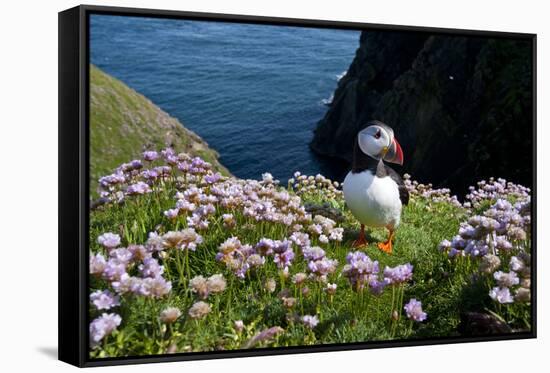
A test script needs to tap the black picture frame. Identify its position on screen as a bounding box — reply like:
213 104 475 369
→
58 4 537 368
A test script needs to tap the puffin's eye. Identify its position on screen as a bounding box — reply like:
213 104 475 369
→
374 130 381 139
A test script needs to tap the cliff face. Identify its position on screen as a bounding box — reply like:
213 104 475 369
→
311 31 533 194
90 65 229 192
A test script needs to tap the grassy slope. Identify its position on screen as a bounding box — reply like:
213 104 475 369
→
90 65 229 192
89 175 479 357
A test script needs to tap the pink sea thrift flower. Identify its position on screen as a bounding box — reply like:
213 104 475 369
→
126 181 151 195
139 276 172 298
159 307 182 324
383 263 414 284
90 290 120 310
489 286 514 304
143 150 159 161
89 313 121 346
90 253 107 275
404 299 427 322
97 232 121 249
301 315 319 329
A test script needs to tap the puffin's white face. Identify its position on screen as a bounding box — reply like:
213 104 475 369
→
357 124 404 165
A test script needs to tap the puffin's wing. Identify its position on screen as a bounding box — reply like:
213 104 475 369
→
384 165 409 205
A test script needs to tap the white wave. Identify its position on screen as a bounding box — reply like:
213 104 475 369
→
321 93 334 106
336 70 347 81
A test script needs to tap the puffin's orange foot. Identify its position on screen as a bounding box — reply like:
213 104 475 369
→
352 237 368 248
377 240 393 254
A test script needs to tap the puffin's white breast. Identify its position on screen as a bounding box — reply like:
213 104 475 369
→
343 170 402 229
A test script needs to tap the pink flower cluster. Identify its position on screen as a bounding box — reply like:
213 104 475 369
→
438 183 531 306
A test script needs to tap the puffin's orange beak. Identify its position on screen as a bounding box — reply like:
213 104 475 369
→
384 137 404 165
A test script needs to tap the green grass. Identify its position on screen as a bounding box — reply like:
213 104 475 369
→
89 65 229 195
87 162 534 359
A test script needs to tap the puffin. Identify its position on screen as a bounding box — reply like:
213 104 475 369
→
343 120 409 253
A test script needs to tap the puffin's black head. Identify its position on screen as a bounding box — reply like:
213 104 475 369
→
352 120 404 173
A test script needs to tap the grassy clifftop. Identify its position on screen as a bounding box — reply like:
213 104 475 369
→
90 64 229 192
89 157 531 357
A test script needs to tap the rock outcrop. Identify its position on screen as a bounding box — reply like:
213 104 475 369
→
311 31 533 194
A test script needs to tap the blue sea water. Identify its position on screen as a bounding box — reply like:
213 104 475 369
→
90 15 359 181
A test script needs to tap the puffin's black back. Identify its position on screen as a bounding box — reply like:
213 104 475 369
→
351 120 409 205
384 164 410 205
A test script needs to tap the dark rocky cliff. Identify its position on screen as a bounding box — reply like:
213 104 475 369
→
310 31 533 194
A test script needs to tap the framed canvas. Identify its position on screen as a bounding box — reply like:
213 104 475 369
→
58 4 537 367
